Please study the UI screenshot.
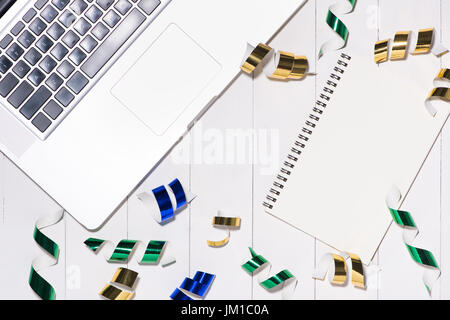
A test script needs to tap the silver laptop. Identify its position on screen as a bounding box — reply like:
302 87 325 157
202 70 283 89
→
0 0 306 229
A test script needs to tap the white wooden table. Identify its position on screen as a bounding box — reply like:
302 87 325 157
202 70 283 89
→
0 0 449 300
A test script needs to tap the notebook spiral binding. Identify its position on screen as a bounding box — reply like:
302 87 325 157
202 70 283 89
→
263 53 351 210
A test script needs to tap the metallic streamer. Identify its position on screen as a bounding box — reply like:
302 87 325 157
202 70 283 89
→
349 253 365 288
100 268 138 300
168 178 187 210
170 271 215 300
425 68 450 116
152 185 174 222
374 39 389 63
84 238 174 265
207 215 241 247
242 247 297 297
29 209 64 300
318 0 356 59
386 187 440 295
374 28 448 63
241 43 273 74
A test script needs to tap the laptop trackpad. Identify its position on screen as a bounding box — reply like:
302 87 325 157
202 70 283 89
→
111 23 221 136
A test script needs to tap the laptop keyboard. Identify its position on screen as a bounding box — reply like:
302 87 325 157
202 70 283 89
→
0 0 168 139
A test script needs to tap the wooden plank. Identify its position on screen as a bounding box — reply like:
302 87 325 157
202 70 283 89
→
188 73 253 299
377 0 441 299
439 0 450 300
127 138 191 299
0 157 64 299
252 0 316 300
314 0 379 299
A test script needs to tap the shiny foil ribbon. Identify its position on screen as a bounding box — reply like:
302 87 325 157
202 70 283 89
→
207 213 241 247
386 187 440 295
84 238 176 266
241 43 309 81
100 267 138 300
318 0 356 59
374 28 448 63
426 68 450 117
137 178 195 224
242 247 297 298
170 271 215 300
29 209 64 300
313 252 365 288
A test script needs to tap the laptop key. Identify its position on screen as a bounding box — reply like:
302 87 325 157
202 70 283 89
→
20 86 52 119
29 17 47 36
0 73 19 97
85 5 102 23
55 86 74 106
70 0 88 14
80 35 97 53
24 48 42 66
12 60 31 78
43 99 63 119
56 60 74 78
18 30 36 49
41 5 59 23
32 112 52 132
23 8 37 23
81 9 145 78
6 43 24 61
103 10 120 28
114 0 132 15
67 71 88 94
96 0 114 10
51 0 70 10
39 55 57 73
59 10 76 28
28 68 46 86
36 35 54 53
138 0 160 15
7 81 34 108
91 22 108 41
34 0 49 10
62 30 80 48
0 55 13 73
47 22 65 40
73 17 92 36
0 34 13 49
45 73 63 90
50 43 69 60
11 21 25 36
69 48 87 65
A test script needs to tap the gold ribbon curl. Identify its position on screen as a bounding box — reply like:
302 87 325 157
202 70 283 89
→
99 268 138 300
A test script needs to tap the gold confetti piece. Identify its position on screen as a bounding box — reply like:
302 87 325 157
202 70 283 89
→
206 233 230 247
288 56 309 80
391 31 410 60
412 28 434 55
100 285 135 300
111 267 139 289
269 51 296 80
349 253 365 288
241 43 273 74
426 68 450 116
374 39 389 63
99 268 138 300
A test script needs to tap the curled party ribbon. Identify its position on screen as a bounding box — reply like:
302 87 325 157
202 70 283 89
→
386 187 440 295
313 252 365 288
207 213 241 247
137 178 195 224
29 209 64 300
84 238 176 266
100 267 138 300
241 43 310 80
170 271 215 300
426 68 450 117
374 28 448 63
318 0 356 59
242 247 297 299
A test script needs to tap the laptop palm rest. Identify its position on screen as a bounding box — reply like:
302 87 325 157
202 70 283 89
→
111 23 221 136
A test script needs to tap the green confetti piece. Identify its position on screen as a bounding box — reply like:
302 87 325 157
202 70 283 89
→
241 247 268 274
260 270 295 290
141 240 166 264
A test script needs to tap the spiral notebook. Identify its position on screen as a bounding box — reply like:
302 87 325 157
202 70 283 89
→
264 51 448 263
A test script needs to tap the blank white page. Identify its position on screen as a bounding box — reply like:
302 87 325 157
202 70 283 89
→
266 52 448 263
